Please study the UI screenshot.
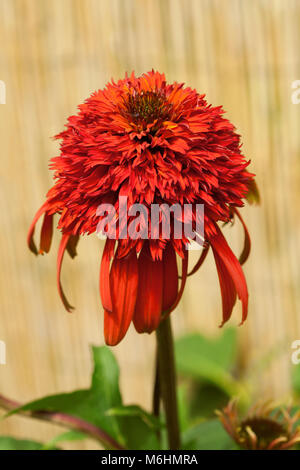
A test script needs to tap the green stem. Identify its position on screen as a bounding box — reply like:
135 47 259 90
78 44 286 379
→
152 349 161 417
155 317 180 450
152 349 161 444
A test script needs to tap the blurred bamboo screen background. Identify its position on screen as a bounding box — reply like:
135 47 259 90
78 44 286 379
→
0 0 300 449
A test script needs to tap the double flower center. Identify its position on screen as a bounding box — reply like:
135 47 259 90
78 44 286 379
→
123 90 173 129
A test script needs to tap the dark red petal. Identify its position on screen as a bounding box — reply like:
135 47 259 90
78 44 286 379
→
39 212 53 254
27 203 48 255
212 249 237 326
162 250 188 319
66 234 80 259
104 249 138 346
133 243 163 334
232 208 251 265
162 243 178 311
210 224 248 324
99 239 115 313
57 233 74 312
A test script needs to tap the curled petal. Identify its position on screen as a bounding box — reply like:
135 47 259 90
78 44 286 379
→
162 243 178 311
57 233 74 312
187 242 209 277
66 235 80 259
27 203 48 255
104 248 138 346
162 250 188 319
210 224 248 325
232 208 251 265
39 213 54 254
133 243 163 334
268 436 288 450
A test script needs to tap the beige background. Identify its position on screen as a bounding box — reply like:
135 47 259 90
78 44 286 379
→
0 0 300 449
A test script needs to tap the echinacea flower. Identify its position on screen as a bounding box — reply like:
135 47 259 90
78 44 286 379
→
27 70 258 346
217 401 300 450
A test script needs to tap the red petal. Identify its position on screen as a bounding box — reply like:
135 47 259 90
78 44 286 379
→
133 243 163 334
210 224 248 324
212 249 237 326
232 208 251 265
57 234 74 312
39 213 53 254
100 239 115 313
104 248 138 346
162 243 178 311
162 250 188 319
27 203 48 255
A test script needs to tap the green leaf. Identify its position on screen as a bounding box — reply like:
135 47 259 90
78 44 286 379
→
0 436 46 450
246 179 260 205
182 419 238 450
4 346 160 450
42 430 86 450
107 405 161 450
176 328 237 373
175 328 244 398
107 405 162 430
188 383 229 419
6 346 124 447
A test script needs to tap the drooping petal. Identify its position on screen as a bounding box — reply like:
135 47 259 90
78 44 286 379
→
162 243 178 311
66 234 80 258
57 233 74 312
210 224 248 324
99 238 115 313
39 212 54 254
162 250 188 319
187 243 209 277
104 248 138 346
232 208 251 265
133 243 163 334
27 203 48 255
212 249 237 326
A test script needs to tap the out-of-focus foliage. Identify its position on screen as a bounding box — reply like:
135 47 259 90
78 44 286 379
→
182 419 238 450
176 329 300 450
1 330 300 450
175 328 248 420
3 346 161 450
292 364 300 397
0 437 46 450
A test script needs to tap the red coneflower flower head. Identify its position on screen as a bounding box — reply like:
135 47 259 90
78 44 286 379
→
27 70 258 345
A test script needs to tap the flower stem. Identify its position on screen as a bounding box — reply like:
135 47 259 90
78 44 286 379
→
152 349 161 417
152 349 161 444
155 317 180 450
